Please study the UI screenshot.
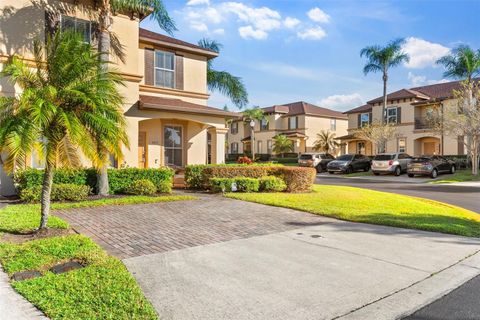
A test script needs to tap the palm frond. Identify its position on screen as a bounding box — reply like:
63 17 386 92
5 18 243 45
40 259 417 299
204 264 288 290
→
207 69 248 108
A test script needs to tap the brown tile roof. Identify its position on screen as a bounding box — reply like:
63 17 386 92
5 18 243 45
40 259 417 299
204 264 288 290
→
411 79 479 99
367 89 430 104
262 101 347 119
343 104 372 114
139 95 239 118
139 28 218 59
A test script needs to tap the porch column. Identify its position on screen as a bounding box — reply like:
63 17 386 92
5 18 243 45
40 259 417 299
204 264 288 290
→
209 127 228 164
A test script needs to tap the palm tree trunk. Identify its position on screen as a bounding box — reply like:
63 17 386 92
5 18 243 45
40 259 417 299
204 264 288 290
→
39 163 54 230
380 71 388 154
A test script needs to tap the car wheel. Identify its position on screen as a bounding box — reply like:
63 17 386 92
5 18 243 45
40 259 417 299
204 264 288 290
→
346 166 353 174
431 168 438 179
373 172 380 176
450 165 456 174
408 173 414 178
364 165 370 172
328 171 334 174
394 166 401 176
316 165 322 173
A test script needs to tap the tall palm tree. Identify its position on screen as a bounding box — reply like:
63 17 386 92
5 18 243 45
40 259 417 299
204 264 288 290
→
0 31 128 230
313 130 340 153
360 39 409 125
198 39 249 109
272 134 293 158
242 107 266 159
436 45 480 84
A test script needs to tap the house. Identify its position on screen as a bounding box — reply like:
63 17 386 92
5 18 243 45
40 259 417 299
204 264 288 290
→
0 1 237 196
339 80 469 156
227 101 348 157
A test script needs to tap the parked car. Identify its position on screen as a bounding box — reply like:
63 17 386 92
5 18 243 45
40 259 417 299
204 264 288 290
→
371 153 412 176
298 153 336 173
327 154 371 174
407 155 456 178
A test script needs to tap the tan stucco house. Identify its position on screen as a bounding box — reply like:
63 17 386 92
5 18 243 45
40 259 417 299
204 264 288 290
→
227 101 348 157
340 80 468 156
0 1 237 196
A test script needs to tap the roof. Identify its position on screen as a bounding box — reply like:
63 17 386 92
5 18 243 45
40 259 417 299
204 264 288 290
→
336 134 360 140
138 95 239 118
139 28 219 59
343 104 372 115
367 88 430 104
262 101 347 119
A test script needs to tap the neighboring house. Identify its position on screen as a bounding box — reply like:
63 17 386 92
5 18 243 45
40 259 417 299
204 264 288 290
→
0 1 237 195
227 101 348 156
339 80 469 156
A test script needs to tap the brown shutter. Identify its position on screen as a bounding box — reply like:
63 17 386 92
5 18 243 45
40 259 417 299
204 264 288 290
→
357 114 361 127
368 112 373 124
397 107 402 124
175 55 184 90
458 136 465 154
144 48 154 86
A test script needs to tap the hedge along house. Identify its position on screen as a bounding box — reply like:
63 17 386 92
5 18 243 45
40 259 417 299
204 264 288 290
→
0 0 237 196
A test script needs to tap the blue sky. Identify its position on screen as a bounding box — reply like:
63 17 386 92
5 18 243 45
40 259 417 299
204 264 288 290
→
141 0 480 112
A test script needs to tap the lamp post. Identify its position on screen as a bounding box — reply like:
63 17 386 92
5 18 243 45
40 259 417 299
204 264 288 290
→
249 119 255 160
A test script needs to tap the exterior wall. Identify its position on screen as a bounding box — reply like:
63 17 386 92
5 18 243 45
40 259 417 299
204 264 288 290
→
304 116 348 154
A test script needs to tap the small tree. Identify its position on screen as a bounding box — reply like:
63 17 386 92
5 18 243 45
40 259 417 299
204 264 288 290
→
313 130 340 153
354 121 396 154
272 134 293 158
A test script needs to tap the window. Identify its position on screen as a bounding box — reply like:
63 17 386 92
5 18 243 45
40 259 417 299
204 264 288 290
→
230 122 238 134
357 142 365 154
360 113 370 127
231 142 238 154
386 107 398 124
61 16 92 43
398 138 406 153
330 118 336 131
164 125 182 166
267 140 273 154
155 50 175 88
257 140 263 153
288 116 298 129
260 118 269 131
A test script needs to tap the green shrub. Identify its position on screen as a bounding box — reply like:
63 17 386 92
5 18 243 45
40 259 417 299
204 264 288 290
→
275 167 316 192
210 178 234 193
270 157 298 164
108 168 173 194
20 184 90 203
259 176 287 192
209 177 259 193
185 165 208 189
235 177 260 192
14 168 96 192
157 180 172 194
126 179 157 195
19 186 42 203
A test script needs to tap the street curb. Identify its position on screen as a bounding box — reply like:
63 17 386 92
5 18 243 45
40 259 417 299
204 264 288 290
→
336 250 480 320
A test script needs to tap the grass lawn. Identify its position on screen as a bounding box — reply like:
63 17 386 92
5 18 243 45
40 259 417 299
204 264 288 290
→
227 185 480 237
430 170 480 184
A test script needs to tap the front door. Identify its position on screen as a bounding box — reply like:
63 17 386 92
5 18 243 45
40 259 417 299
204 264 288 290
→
424 142 436 155
164 125 183 167
138 131 147 168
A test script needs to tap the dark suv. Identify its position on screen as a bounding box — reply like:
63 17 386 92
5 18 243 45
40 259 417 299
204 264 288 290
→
407 155 456 178
298 153 335 173
327 154 371 174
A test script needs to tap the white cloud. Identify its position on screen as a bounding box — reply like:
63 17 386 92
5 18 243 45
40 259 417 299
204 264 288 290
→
255 62 317 79
318 93 363 111
297 26 327 40
191 22 208 32
222 2 281 31
212 28 225 35
187 0 210 6
307 7 330 23
408 72 450 87
284 17 300 29
239 26 268 40
402 37 450 69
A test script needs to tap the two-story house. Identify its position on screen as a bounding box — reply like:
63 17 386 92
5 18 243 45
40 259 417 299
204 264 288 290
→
227 101 348 156
0 1 237 196
339 80 468 156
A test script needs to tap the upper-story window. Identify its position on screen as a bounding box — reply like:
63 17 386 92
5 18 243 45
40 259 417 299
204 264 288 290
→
330 118 336 131
230 122 238 134
386 107 398 124
155 50 175 88
360 113 370 127
260 118 269 131
61 16 92 43
288 116 298 130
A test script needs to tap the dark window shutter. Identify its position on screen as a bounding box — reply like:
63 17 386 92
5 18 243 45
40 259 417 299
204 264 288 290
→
368 112 372 124
144 48 154 86
295 116 298 128
397 107 401 124
175 55 184 90
458 136 465 154
45 10 60 38
357 114 361 127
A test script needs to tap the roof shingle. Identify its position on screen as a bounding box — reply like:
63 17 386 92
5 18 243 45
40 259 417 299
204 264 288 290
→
262 101 347 119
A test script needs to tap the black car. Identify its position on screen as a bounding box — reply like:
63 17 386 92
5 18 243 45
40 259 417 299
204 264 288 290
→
407 155 456 178
298 153 335 173
327 154 371 174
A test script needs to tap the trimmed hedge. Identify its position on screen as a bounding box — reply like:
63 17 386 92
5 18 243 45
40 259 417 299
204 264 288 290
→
210 177 260 193
20 184 91 203
14 168 96 191
259 176 287 192
270 157 298 164
107 168 173 194
126 179 157 195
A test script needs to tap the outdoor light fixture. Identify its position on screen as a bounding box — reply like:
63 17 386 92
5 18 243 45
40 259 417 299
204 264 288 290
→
249 120 255 128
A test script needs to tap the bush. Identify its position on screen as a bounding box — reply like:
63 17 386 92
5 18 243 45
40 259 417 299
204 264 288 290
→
275 167 316 192
126 179 157 195
237 156 253 164
157 180 172 194
210 177 259 193
19 186 42 203
259 176 287 192
14 168 96 192
20 184 90 203
210 178 234 193
235 177 260 192
107 168 174 194
270 157 298 164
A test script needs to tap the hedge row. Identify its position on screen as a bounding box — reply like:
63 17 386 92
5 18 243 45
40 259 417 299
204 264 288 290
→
210 176 287 193
20 184 91 203
14 168 174 195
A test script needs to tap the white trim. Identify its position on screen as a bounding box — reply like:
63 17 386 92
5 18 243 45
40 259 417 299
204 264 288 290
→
154 50 176 89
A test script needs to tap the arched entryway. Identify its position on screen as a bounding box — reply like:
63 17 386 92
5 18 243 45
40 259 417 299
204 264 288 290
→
413 137 441 156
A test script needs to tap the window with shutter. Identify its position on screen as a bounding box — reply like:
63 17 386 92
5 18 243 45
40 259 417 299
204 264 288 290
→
155 50 175 88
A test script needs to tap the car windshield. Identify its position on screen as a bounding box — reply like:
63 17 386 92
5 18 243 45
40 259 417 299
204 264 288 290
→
299 154 313 160
336 155 353 161
412 157 431 162
374 154 394 161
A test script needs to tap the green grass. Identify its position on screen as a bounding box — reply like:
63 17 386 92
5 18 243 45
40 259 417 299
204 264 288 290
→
430 170 480 184
0 195 196 234
227 185 480 237
0 235 157 319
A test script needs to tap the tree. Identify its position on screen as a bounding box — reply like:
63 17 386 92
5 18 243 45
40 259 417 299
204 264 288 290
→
0 32 128 230
360 39 409 131
313 130 340 153
242 107 267 160
436 45 480 83
354 121 396 154
272 134 293 158
198 39 248 109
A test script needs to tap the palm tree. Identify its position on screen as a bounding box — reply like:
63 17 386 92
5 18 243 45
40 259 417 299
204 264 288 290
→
360 39 409 126
0 31 128 230
436 45 480 83
272 134 293 158
313 130 340 153
198 39 249 109
243 107 266 160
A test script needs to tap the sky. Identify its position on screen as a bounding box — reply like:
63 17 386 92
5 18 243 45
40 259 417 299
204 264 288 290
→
141 0 480 112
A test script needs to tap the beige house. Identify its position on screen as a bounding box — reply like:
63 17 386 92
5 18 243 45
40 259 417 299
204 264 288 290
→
228 101 348 157
340 80 467 156
0 1 237 195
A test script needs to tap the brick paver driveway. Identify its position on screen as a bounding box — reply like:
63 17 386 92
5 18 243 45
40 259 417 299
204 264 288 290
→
55 193 326 259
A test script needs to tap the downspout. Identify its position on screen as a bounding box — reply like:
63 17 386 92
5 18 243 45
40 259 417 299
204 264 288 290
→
440 101 444 155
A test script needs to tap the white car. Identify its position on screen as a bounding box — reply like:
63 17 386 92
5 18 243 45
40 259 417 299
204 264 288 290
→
371 153 412 176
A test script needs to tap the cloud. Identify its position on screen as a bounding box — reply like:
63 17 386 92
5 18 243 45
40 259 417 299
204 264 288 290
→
239 26 268 40
297 27 327 40
284 17 300 29
255 62 317 79
318 93 363 111
187 0 210 6
402 37 450 69
408 72 449 87
212 28 225 35
222 2 281 31
191 22 208 32
307 7 330 23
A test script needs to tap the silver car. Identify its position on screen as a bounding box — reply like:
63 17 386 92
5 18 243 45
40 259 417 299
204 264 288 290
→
371 153 412 176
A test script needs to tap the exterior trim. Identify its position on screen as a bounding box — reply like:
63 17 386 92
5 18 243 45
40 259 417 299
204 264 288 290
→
139 37 218 59
139 84 210 100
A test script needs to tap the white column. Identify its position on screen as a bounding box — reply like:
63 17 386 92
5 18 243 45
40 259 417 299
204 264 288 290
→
209 127 228 164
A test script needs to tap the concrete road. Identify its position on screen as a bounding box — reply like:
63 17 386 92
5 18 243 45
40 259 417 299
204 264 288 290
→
316 174 480 213
124 217 480 320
